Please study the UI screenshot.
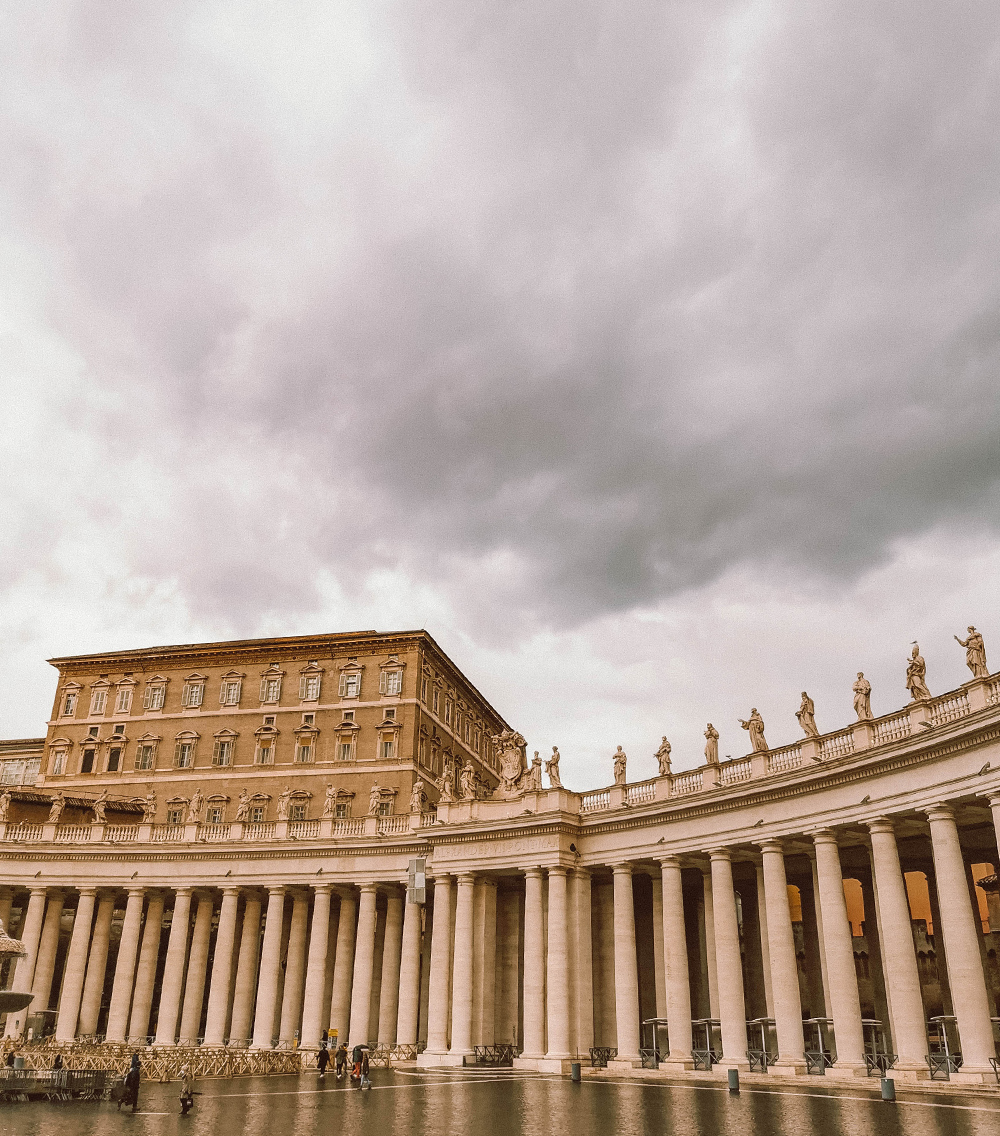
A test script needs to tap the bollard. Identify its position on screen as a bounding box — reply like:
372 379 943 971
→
571 1062 581 1083
881 1077 895 1102
728 1068 740 1093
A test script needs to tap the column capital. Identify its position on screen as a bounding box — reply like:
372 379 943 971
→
455 872 477 885
172 886 194 898
866 816 896 836
707 848 731 863
311 881 333 895
547 865 568 878
125 885 145 898
657 854 682 869
758 839 786 855
266 884 287 897
28 885 49 896
221 886 242 898
925 803 957 823
75 885 99 897
610 861 633 875
986 793 1000 809
523 866 544 879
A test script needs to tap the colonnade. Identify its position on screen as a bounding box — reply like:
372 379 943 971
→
3 798 1000 1083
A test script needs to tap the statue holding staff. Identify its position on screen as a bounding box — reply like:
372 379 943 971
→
739 709 768 753
955 626 989 679
796 692 819 737
655 737 672 776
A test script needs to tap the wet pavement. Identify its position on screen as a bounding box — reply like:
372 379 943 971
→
3 1068 1000 1136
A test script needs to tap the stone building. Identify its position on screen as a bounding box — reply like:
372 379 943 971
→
2 629 1000 1084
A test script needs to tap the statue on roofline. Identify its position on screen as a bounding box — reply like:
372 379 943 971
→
955 626 988 679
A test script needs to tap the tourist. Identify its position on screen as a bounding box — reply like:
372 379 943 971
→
335 1042 348 1079
5 1050 16 1068
317 1045 330 1076
179 1066 195 1115
360 1046 371 1089
123 1053 141 1113
351 1043 364 1083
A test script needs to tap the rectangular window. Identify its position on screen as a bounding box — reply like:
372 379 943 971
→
342 710 354 722
107 746 122 772
381 739 394 760
167 807 184 825
134 744 155 771
80 748 95 774
89 689 107 715
444 700 452 726
250 805 265 823
143 685 165 711
300 675 321 701
418 738 427 764
255 745 273 765
420 676 428 703
338 741 353 761
88 726 99 738
51 751 67 776
62 691 77 716
212 739 233 766
263 715 276 726
114 687 133 714
290 803 306 821
112 723 125 736
220 679 242 706
207 805 224 824
260 677 282 703
432 689 440 714
464 720 471 743
335 802 349 818
381 670 402 696
384 707 396 720
181 682 204 708
174 741 194 768
302 713 315 725
339 672 361 698
296 743 313 763
378 800 391 816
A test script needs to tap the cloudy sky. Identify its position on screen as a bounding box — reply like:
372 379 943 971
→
2 1 999 788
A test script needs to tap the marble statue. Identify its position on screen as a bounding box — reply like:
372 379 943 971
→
92 789 108 823
369 781 381 815
276 787 293 821
613 746 627 786
438 771 454 803
704 724 719 765
142 789 157 823
460 763 476 800
955 626 988 679
0 789 10 823
46 792 65 824
491 729 528 799
410 779 424 813
655 737 672 776
545 746 562 788
906 644 931 702
796 692 819 737
739 709 768 753
236 788 252 822
187 788 204 823
528 752 543 792
853 673 872 720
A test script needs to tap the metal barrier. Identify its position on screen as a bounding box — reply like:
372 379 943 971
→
473 1044 516 1066
747 1049 771 1073
589 1047 618 1068
990 1057 1000 1084
805 1051 834 1075
864 1053 897 1077
639 1047 660 1069
692 1049 718 1071
927 1052 962 1080
365 1044 418 1067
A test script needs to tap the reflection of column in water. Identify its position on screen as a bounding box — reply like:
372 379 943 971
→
389 1071 415 1136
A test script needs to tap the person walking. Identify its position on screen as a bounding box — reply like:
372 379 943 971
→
123 1053 141 1113
317 1045 330 1077
335 1042 348 1079
179 1066 196 1115
52 1052 64 1071
351 1043 363 1085
360 1046 371 1089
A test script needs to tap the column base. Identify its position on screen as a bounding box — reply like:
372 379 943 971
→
885 1062 929 1081
513 1055 544 1070
417 1050 467 1067
714 1060 750 1074
768 1060 808 1076
534 1056 576 1073
606 1056 644 1071
824 1062 870 1080
951 1066 996 1085
660 1055 695 1071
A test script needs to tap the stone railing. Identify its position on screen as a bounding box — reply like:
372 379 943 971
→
420 811 437 827
930 689 970 726
378 814 410 835
201 823 232 842
105 824 139 842
581 789 611 812
989 677 1000 705
625 780 656 805
672 770 703 796
243 822 275 841
151 824 186 842
288 819 320 838
718 757 752 786
333 818 365 837
4 823 43 841
767 743 802 774
54 824 92 842
872 711 911 746
819 728 855 759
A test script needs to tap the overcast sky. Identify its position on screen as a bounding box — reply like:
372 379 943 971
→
2 1 999 789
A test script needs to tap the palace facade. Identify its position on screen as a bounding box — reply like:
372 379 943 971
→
2 629 1000 1084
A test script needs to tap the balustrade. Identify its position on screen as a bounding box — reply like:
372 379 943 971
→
105 825 139 843
377 814 409 835
54 825 92 842
624 780 655 805
719 758 752 785
581 789 611 811
150 824 185 842
288 819 320 838
200 823 232 842
819 729 854 759
872 711 911 745
930 690 971 725
767 744 802 774
672 771 703 795
243 822 275 841
333 818 365 836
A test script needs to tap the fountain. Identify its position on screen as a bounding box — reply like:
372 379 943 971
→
0 918 32 1016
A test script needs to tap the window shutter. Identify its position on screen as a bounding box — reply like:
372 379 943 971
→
219 683 227 705
379 670 387 694
299 676 307 699
212 740 221 763
181 684 189 708
142 686 152 710
339 673 347 697
259 678 267 701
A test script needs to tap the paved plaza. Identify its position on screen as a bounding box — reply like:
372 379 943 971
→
3 1069 1000 1136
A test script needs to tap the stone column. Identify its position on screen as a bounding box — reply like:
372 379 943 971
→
348 884 379 1047
450 873 477 1058
279 890 311 1044
701 867 720 1018
78 892 116 1038
710 849 748 1068
179 891 215 1044
105 887 143 1042
299 884 333 1050
520 867 546 1060
660 856 693 1067
807 853 832 1015
867 819 928 1072
5 887 47 1037
55 888 97 1041
811 830 866 1073
574 869 594 1059
128 890 165 1041
609 863 642 1066
397 893 423 1046
926 804 997 1078
759 841 806 1072
421 875 453 1059
755 864 774 1016
545 866 571 1065
253 886 287 1048
651 873 666 1019
378 887 405 1045
0 888 11 934
329 891 357 1045
473 878 497 1047
28 890 65 1019
154 888 192 1045
229 892 262 1046
203 887 241 1046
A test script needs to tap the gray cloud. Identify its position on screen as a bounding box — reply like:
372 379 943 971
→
3 0 1000 642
